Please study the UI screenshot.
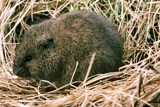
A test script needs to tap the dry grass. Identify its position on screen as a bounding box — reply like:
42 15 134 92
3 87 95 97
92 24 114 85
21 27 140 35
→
0 0 160 107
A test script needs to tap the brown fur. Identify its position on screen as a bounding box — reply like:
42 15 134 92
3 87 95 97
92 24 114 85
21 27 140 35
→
13 10 123 87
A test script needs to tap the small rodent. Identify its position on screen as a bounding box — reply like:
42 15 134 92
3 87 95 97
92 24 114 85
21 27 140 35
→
13 10 123 87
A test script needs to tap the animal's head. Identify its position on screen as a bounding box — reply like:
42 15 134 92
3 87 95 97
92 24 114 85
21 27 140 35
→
13 25 59 81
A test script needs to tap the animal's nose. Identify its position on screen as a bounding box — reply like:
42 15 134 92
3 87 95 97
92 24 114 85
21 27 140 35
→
13 65 30 77
13 66 22 75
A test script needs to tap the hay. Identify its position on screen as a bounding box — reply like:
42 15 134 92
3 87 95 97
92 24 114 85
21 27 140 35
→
0 0 160 106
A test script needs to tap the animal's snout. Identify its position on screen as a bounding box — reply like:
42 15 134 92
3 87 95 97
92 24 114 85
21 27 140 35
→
13 65 30 77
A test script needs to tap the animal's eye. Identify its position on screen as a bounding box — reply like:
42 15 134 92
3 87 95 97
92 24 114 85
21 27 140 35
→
24 55 32 62
41 43 49 49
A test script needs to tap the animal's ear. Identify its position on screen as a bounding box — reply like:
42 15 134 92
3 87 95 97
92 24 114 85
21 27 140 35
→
38 36 56 49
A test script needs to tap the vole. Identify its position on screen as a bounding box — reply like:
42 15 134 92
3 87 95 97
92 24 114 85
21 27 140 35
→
13 10 123 87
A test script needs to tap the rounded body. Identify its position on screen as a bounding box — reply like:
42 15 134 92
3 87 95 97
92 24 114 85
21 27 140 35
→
13 10 123 87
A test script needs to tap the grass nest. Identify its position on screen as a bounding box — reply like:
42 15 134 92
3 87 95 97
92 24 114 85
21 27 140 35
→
0 0 160 107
